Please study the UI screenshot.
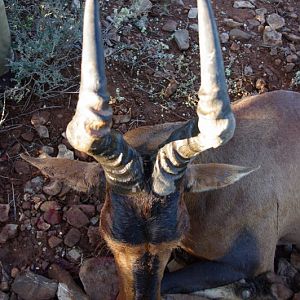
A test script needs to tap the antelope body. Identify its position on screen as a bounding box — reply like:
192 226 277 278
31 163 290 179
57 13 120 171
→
22 0 300 299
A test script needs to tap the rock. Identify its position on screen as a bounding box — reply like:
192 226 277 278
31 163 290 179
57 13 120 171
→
271 283 293 300
220 32 230 43
0 291 8 300
40 146 54 156
275 58 282 66
247 18 260 30
263 26 282 46
48 264 88 300
285 63 295 73
189 24 198 32
113 114 131 124
277 258 298 285
224 18 243 28
57 144 74 160
229 28 251 41
162 20 177 32
0 204 9 222
79 258 119 300
291 252 300 271
266 13 285 30
36 217 51 231
164 79 178 98
43 210 62 225
14 161 30 175
67 249 81 262
31 112 50 126
72 0 81 10
131 0 153 15
21 132 34 142
76 205 95 217
230 42 240 51
65 207 89 228
283 33 300 43
255 8 267 24
40 201 61 212
87 226 101 246
35 125 49 138
0 224 18 243
233 1 255 9
174 29 190 50
64 228 81 247
256 78 267 92
11 268 20 279
43 181 62 196
286 54 298 63
188 7 198 19
48 236 62 248
12 271 58 300
244 65 253 76
7 143 21 156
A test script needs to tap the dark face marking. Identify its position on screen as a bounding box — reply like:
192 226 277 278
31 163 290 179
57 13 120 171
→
133 252 160 300
102 190 188 245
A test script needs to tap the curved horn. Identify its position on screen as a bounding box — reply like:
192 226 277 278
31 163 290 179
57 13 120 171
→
152 0 235 196
66 0 144 193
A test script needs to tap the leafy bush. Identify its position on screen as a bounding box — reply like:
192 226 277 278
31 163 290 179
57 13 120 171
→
3 0 82 102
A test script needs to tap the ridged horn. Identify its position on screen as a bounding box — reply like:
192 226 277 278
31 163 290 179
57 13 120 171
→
66 0 144 194
152 0 235 196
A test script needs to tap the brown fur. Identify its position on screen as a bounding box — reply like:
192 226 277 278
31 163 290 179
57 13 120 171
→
125 90 300 274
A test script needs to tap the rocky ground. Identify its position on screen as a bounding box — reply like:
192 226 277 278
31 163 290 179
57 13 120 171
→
0 0 300 299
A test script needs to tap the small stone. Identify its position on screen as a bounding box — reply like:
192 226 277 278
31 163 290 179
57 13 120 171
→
57 144 74 160
174 29 190 50
0 291 8 300
270 48 278 56
244 65 253 76
12 271 57 300
21 132 34 142
256 8 267 24
7 143 21 156
40 146 54 156
0 224 18 243
11 268 19 279
220 32 230 43
224 18 243 28
36 217 51 231
0 204 9 222
40 201 61 212
14 161 30 175
285 63 295 73
266 13 285 30
77 205 95 217
43 210 62 225
90 216 99 226
189 24 198 32
188 7 198 19
35 125 49 138
87 226 101 246
65 207 89 228
247 18 260 29
64 228 81 247
256 78 267 90
48 236 62 248
229 28 251 41
48 264 88 300
230 42 240 51
113 114 131 124
283 33 300 43
291 252 300 271
162 20 177 32
43 181 62 196
131 0 153 15
67 249 81 262
31 112 50 126
263 26 282 46
274 58 282 66
286 54 298 63
79 258 119 300
233 1 255 9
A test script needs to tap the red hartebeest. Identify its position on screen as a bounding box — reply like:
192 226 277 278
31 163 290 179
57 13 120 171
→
22 0 300 299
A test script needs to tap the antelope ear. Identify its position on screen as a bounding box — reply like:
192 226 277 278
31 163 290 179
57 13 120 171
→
20 154 104 194
184 163 260 193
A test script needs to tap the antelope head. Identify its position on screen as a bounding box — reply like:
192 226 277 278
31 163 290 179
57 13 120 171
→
22 0 250 299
